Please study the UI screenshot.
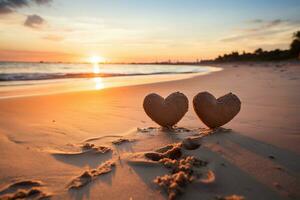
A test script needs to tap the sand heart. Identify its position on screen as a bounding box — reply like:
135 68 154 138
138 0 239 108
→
143 92 188 127
193 92 241 128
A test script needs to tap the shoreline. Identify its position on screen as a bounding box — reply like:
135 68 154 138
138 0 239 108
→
0 62 299 199
0 66 222 99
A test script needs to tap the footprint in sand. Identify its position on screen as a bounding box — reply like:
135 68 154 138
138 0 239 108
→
68 160 115 190
0 180 51 200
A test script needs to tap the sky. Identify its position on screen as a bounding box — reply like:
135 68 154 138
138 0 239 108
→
0 0 299 63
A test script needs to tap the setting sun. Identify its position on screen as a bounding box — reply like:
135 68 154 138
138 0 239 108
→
89 56 104 64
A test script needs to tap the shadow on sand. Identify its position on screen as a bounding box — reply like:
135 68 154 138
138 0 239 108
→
52 151 112 168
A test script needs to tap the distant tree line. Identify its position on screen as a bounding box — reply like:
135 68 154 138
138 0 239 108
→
213 31 300 62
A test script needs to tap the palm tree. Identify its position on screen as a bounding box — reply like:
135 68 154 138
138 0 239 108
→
290 31 300 58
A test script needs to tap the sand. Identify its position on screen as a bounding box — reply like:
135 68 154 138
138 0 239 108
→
0 62 299 199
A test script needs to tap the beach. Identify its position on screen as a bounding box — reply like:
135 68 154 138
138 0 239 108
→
0 62 299 200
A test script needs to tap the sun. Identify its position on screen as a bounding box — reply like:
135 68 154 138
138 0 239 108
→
89 56 104 64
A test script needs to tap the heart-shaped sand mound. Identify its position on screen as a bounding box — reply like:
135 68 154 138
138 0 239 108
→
143 92 188 127
193 92 241 128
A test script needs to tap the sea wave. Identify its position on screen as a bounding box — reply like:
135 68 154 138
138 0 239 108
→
0 71 194 82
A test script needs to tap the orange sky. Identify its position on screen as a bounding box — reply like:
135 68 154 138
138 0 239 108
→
0 0 299 63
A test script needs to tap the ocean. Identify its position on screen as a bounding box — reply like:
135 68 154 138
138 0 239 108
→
0 62 221 98
0 62 218 83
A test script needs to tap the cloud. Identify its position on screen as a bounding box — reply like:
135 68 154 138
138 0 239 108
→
267 19 282 27
0 4 12 14
221 19 300 42
248 19 263 24
0 0 52 15
33 0 52 5
221 29 285 42
246 19 283 32
0 0 27 14
24 14 44 28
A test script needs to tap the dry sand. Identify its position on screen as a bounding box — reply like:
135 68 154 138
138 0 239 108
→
0 62 299 200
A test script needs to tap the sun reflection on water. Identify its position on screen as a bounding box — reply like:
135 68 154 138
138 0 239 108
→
93 77 104 90
92 63 103 89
